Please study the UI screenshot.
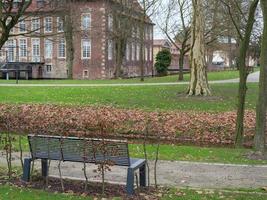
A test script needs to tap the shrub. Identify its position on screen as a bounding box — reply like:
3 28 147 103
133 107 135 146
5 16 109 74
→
154 49 172 76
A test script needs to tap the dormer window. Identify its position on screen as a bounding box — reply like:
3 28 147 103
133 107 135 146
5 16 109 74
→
81 13 91 30
37 0 45 8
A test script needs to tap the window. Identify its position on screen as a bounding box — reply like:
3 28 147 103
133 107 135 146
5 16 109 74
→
57 17 64 32
31 17 40 32
108 14 113 31
7 40 15 62
136 43 140 61
45 39 53 59
83 70 89 78
81 14 91 30
108 40 113 60
58 38 66 58
19 19 26 33
149 46 153 61
145 47 148 61
19 39 27 57
44 17 52 32
146 26 150 40
37 0 45 8
81 39 91 59
150 26 153 40
131 43 135 61
32 38 40 62
126 43 130 61
46 65 52 72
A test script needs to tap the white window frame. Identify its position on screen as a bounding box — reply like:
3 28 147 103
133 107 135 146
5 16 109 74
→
57 17 64 32
31 17 40 33
108 40 113 60
19 19 26 33
108 14 113 31
44 17 53 33
7 39 15 62
58 38 66 58
81 13 91 31
19 38 27 58
45 39 53 59
32 38 40 62
126 43 130 61
131 42 135 61
81 39 91 59
136 43 140 61
149 46 153 61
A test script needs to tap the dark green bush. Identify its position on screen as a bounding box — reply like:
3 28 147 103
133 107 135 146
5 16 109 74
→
154 49 172 76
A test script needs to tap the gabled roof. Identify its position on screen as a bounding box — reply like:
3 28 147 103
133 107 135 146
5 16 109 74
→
153 39 171 48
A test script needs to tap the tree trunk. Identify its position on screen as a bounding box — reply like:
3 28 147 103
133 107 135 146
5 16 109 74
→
188 0 211 96
64 14 74 79
254 0 267 152
114 39 123 78
140 24 145 82
234 0 259 147
178 52 185 81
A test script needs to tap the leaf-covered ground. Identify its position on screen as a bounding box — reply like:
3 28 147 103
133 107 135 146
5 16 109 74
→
0 104 258 146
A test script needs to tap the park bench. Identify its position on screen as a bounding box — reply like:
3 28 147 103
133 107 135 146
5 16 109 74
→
21 134 146 195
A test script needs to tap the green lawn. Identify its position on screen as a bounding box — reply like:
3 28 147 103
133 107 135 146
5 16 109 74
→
0 185 91 200
5 135 266 165
0 83 258 112
0 185 266 200
0 70 241 84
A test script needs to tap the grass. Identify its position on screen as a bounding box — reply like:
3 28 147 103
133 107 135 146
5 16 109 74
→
0 184 266 200
0 83 259 112
0 184 91 200
0 70 242 84
4 135 267 165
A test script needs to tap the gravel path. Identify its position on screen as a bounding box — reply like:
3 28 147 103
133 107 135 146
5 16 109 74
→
0 72 260 87
1 152 267 189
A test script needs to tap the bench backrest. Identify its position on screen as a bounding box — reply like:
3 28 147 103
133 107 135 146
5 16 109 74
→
28 135 131 166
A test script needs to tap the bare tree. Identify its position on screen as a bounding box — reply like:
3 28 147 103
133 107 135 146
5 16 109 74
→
159 0 191 81
254 0 267 153
108 1 135 78
221 0 260 147
0 0 33 49
138 0 159 81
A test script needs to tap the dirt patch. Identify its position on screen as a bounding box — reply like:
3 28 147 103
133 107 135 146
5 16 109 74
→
176 93 224 101
6 177 163 200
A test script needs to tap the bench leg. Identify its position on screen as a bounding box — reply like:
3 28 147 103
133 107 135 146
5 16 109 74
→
139 164 146 187
41 159 48 178
126 168 134 195
21 158 32 182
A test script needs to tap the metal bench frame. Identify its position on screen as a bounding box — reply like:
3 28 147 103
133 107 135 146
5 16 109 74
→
21 134 146 195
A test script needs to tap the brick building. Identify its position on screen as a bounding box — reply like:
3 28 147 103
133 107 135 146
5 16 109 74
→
0 0 154 80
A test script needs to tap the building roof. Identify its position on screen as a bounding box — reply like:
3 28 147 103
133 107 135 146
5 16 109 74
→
153 39 171 48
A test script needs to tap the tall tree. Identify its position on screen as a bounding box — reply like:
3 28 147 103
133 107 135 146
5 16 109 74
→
159 0 191 81
138 0 158 81
254 0 267 152
0 0 33 49
221 0 259 147
110 0 134 78
188 0 211 96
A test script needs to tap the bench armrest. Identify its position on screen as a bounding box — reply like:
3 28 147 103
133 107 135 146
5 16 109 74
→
129 158 146 170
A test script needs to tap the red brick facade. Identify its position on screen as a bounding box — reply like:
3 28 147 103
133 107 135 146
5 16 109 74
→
0 0 154 80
